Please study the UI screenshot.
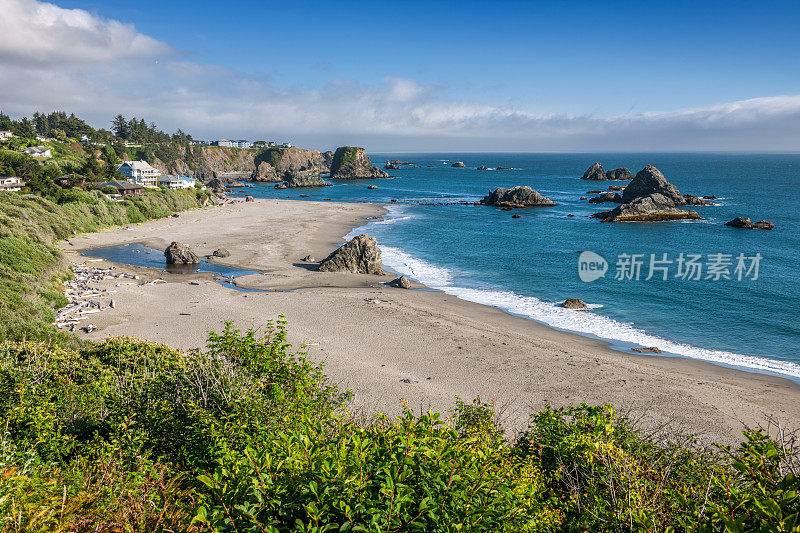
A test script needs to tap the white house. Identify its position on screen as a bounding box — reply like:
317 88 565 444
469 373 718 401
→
22 146 53 158
0 131 14 140
118 160 161 188
0 177 25 191
158 175 197 189
234 140 251 148
213 139 233 147
280 142 292 148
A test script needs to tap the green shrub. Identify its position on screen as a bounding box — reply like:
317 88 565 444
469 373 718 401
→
194 409 563 532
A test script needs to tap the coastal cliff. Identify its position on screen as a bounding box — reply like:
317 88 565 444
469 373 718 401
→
251 147 330 182
150 146 257 181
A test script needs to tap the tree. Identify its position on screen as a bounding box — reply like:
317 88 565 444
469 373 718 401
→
112 115 129 140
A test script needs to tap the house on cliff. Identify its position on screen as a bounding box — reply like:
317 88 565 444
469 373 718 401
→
118 160 160 188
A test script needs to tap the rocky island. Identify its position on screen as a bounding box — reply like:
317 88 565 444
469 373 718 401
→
581 163 634 181
478 186 557 208
591 165 706 222
329 147 390 179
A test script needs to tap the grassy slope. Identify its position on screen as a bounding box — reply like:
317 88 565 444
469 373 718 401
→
0 189 201 343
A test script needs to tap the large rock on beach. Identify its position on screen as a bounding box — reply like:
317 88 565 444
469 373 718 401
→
389 275 412 289
329 147 390 179
317 234 385 274
478 186 556 208
581 162 606 180
165 242 200 264
212 248 230 258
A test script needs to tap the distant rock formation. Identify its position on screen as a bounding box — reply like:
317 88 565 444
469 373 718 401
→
683 194 713 206
329 147 390 179
317 234 385 274
322 150 335 169
164 242 199 264
581 163 606 180
212 248 230 258
560 298 588 310
389 275 411 289
477 165 489 170
588 192 623 204
275 170 332 189
478 186 556 208
451 161 466 168
725 217 774 230
620 165 685 204
384 161 400 170
606 167 633 180
251 162 280 182
367 185 378 189
592 165 703 222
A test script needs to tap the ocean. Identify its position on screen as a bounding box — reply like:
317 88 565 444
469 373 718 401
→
228 153 800 380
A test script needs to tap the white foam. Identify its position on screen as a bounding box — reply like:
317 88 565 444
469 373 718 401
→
378 245 800 379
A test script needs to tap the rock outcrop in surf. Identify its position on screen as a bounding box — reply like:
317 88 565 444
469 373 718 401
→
478 186 556 208
592 165 705 222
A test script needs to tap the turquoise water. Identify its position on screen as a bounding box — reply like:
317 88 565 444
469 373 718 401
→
231 153 800 379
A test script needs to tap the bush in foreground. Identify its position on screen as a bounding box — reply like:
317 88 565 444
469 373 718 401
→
1 322 798 531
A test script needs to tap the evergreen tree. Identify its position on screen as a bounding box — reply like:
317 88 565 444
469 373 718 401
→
112 115 129 140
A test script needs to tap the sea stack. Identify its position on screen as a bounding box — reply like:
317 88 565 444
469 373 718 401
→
329 147 390 179
581 162 606 180
592 165 704 223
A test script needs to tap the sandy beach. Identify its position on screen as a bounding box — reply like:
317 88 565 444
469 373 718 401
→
60 198 800 444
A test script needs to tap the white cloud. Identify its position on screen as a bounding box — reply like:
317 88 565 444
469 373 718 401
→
0 0 170 64
0 0 799 151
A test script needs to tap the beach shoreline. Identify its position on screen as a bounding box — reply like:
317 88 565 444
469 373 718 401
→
60 198 800 444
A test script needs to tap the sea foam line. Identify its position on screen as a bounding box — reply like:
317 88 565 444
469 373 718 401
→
346 206 800 380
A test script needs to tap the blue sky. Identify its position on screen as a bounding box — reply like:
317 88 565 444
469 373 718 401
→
1 0 799 151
